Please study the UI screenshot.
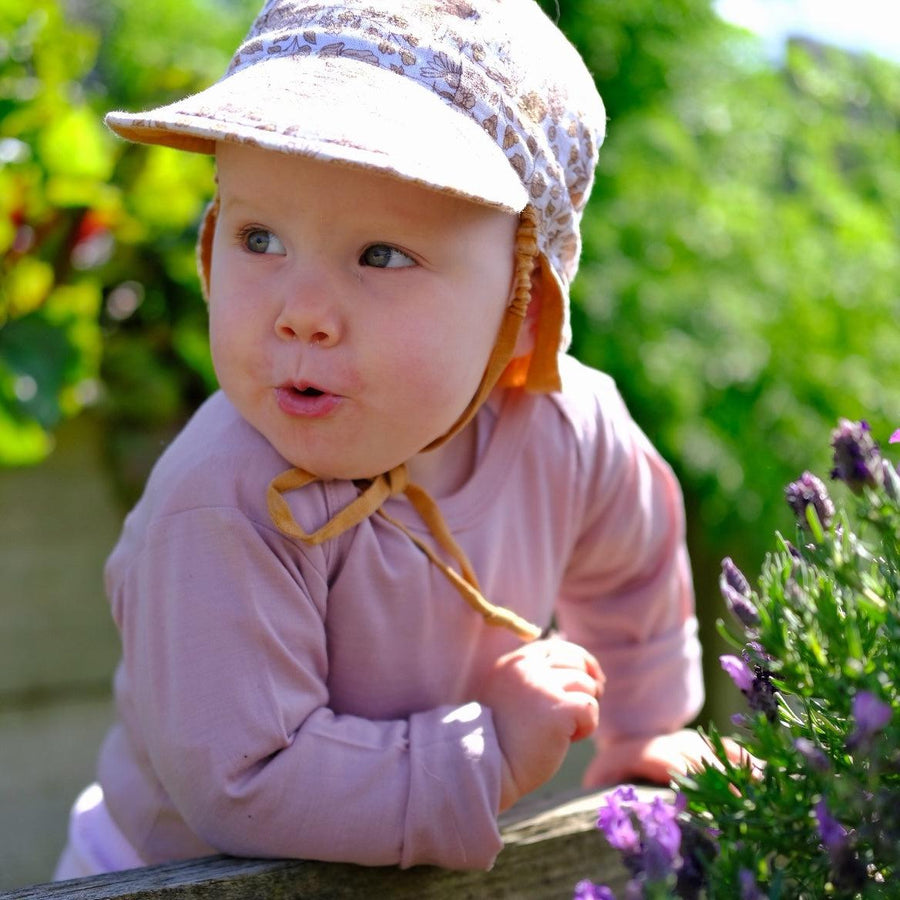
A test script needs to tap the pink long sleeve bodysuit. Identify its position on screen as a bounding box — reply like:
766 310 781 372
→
79 354 703 872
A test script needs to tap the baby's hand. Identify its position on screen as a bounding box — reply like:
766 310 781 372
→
478 638 604 811
582 728 753 788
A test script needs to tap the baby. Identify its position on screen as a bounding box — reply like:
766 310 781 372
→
56 0 710 878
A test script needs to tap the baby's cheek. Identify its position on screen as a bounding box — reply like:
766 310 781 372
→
408 342 483 407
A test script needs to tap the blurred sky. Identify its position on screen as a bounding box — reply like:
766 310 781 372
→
715 0 900 62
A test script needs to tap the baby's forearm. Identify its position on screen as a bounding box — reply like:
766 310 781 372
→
140 701 506 870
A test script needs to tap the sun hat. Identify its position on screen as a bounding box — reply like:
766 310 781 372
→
105 0 608 642
105 0 606 393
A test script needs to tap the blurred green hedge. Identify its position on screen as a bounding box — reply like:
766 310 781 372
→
2 0 899 636
550 0 900 594
0 0 257 484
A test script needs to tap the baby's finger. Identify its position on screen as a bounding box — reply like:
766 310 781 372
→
552 667 603 700
566 690 600 742
542 640 605 687
578 649 605 687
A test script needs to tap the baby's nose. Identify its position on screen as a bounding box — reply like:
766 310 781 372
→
274 279 343 347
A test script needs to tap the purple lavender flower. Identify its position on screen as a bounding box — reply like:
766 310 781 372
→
813 796 868 891
830 419 882 493
722 654 778 720
814 800 867 892
676 818 718 900
747 667 778 721
814 798 847 853
854 690 892 732
890 428 900 444
595 789 691 888
596 787 640 855
720 654 754 693
720 557 759 629
793 737 830 772
742 641 773 667
739 868 767 900
721 556 751 597
638 795 682 879
784 471 835 530
847 690 892 750
573 881 616 900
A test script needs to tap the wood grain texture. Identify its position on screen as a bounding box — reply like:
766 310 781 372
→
3 787 670 899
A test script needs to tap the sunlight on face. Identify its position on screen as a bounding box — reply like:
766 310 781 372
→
208 142 520 481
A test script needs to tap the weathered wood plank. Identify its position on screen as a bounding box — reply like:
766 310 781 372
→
3 787 668 899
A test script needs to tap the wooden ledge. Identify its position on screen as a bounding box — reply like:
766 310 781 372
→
4 787 671 899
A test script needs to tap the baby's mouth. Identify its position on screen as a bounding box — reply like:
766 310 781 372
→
275 381 340 418
282 380 326 397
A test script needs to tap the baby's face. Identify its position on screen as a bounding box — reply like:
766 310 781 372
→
209 143 518 479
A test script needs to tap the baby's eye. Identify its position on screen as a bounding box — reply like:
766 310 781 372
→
241 228 286 256
360 244 416 269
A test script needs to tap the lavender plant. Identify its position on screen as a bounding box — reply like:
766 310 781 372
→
577 421 900 898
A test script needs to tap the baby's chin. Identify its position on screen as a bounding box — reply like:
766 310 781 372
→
255 420 416 482
276 449 411 482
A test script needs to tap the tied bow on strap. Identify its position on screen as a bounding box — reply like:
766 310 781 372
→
267 464 542 641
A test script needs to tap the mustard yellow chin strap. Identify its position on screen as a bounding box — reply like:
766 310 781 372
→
267 464 541 641
265 207 542 643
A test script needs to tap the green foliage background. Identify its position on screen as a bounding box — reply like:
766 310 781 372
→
3 0 899 715
543 0 900 692
0 0 257 485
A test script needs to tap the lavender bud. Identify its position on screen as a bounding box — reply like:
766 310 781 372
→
596 787 640 856
719 558 759 628
742 641 774 667
723 586 760 630
814 798 847 853
814 800 867 892
847 690 892 750
637 796 682 880
724 586 759 629
721 556 751 597
785 471 835 530
793 737 830 772
573 881 616 900
722 653 778 721
830 419 882 493
720 654 754 693
747 667 778 722
739 869 767 900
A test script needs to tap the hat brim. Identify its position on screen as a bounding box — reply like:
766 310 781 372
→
106 55 528 214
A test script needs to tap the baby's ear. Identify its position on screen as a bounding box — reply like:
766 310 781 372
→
196 196 219 302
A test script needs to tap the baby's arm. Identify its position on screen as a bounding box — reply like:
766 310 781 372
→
581 729 746 788
109 507 507 870
551 370 706 788
476 638 604 810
